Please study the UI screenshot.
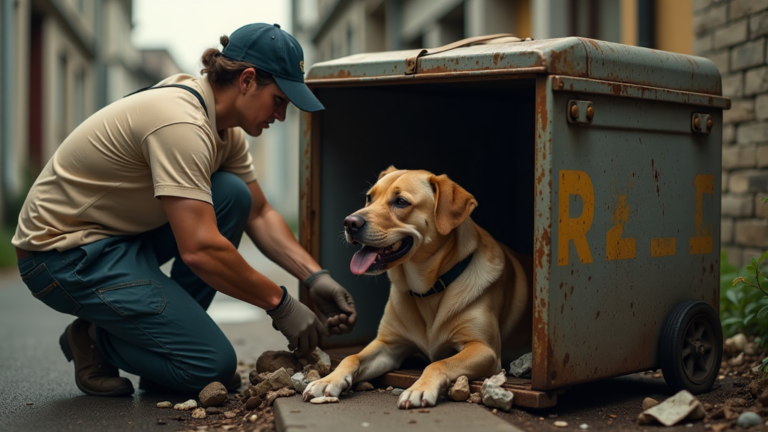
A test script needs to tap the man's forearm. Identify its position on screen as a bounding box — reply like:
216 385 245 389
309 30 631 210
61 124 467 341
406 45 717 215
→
181 236 284 310
245 207 321 282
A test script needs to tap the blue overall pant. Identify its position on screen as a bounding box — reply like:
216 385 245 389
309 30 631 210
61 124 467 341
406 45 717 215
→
16 171 250 392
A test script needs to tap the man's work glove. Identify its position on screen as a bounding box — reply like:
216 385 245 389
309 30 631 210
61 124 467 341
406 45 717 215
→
305 270 357 336
267 286 324 357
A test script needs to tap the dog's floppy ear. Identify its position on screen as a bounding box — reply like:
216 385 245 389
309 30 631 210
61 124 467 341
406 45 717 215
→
378 165 399 180
430 174 478 235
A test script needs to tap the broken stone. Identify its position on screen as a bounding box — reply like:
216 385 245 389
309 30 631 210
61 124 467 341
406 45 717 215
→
469 392 482 404
245 396 262 411
223 411 237 419
643 397 659 410
448 376 470 401
205 407 221 415
157 401 172 408
174 399 198 411
248 370 262 386
487 370 507 387
305 369 321 382
268 367 293 390
729 353 745 367
256 350 302 374
737 412 761 428
554 421 568 428
291 372 309 393
355 381 374 391
310 396 339 404
266 387 296 407
637 390 706 426
392 388 404 396
191 408 206 419
199 381 228 407
482 385 514 411
509 353 532 378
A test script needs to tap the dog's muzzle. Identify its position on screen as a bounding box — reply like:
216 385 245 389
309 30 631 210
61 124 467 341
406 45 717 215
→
344 214 366 242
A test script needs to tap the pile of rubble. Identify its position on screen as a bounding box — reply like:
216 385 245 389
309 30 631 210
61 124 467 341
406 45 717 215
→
157 347 332 432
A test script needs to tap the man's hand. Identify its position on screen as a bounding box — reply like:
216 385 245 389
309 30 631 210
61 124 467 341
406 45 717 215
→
305 270 357 336
267 286 324 356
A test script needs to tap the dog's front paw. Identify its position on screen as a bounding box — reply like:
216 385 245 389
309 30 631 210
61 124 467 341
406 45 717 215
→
397 384 439 409
302 373 353 401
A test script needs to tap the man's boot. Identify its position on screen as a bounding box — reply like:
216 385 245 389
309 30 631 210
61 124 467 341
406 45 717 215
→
59 318 134 396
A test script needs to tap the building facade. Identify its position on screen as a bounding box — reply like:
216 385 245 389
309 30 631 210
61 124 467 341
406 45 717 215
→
0 0 180 226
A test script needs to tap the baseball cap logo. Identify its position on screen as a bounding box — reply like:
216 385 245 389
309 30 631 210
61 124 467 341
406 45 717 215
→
300 61 304 73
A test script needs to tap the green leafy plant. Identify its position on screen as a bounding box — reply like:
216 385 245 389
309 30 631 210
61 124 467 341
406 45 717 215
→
720 250 768 346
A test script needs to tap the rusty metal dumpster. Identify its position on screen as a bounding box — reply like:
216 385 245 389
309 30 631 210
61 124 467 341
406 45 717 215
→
297 37 731 408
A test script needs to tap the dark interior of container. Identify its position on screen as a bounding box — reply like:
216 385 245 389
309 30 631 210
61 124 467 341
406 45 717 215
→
314 78 536 348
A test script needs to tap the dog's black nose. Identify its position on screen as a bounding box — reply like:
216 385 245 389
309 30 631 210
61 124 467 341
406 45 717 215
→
344 214 366 234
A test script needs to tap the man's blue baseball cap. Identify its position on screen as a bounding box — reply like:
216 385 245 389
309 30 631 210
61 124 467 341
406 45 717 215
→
222 23 324 112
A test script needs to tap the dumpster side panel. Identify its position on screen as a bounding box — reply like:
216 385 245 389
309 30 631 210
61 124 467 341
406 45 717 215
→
539 77 722 390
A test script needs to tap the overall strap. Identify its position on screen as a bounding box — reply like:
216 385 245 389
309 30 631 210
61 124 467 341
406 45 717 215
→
124 84 208 118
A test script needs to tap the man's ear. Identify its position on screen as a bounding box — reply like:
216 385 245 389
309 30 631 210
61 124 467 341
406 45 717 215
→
429 175 478 235
378 165 399 180
239 68 256 94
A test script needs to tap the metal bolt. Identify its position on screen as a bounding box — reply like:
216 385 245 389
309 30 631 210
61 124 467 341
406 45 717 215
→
693 116 701 129
558 81 564 89
570 104 579 119
586 106 594 121
706 117 712 129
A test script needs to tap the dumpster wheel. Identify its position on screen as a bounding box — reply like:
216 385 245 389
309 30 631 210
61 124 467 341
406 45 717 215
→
660 300 723 395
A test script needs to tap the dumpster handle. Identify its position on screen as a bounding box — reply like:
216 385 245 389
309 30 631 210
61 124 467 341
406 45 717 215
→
405 33 519 75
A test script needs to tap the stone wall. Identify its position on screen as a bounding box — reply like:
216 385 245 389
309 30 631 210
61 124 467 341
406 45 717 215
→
695 0 768 266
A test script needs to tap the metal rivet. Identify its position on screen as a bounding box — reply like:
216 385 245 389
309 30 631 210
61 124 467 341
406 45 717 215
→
558 81 564 89
693 116 701 129
570 104 579 119
706 117 712 129
586 106 594 121
271 36 275 40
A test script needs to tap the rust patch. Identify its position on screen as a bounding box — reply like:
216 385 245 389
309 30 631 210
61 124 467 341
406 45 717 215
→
493 52 500 66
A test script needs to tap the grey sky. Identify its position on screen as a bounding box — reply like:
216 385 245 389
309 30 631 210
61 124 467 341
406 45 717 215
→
131 0 292 75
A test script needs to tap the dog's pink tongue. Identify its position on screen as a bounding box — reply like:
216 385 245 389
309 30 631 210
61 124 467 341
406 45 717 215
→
351 246 379 275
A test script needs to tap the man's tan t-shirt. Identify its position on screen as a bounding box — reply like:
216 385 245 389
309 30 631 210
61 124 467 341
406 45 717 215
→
13 74 257 252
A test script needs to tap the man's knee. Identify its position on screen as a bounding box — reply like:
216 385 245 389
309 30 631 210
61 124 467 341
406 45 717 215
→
211 171 252 218
183 342 237 390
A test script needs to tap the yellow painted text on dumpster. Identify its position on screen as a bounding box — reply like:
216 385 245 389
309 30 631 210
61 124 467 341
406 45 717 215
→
557 171 714 266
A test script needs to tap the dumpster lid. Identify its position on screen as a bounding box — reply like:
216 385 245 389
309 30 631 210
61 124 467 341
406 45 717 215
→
306 37 723 96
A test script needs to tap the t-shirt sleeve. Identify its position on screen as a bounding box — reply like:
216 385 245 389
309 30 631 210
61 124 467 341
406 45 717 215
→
220 128 257 183
142 123 214 204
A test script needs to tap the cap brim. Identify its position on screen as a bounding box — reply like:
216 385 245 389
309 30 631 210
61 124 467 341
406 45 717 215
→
274 76 325 112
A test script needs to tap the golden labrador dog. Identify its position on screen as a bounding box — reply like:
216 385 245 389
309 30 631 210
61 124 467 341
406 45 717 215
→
303 167 532 409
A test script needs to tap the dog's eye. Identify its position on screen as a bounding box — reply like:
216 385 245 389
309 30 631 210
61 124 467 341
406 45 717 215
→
365 195 372 204
394 197 410 208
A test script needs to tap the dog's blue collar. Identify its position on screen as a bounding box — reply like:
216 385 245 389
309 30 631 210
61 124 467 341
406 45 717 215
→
407 253 474 298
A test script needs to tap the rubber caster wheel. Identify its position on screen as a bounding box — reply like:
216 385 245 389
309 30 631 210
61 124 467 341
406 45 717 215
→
660 300 722 394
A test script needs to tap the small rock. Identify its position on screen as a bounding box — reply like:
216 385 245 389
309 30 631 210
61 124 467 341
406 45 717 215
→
738 412 762 428
392 388 404 396
223 411 237 419
469 392 482 404
643 397 659 410
299 347 331 376
744 342 757 356
157 401 172 409
291 372 309 393
310 396 339 404
249 414 258 422
492 409 498 414
245 396 262 411
386 386 393 391
174 399 198 411
249 370 262 385
199 381 228 407
355 381 374 391
481 382 514 412
191 408 206 419
267 368 294 390
726 398 748 407
448 376 470 401
256 350 302 374
305 369 321 382
509 353 532 378
266 387 296 406
362 422 370 427
579 424 588 429
205 407 221 415
729 353 745 367
486 370 507 387
554 421 568 428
